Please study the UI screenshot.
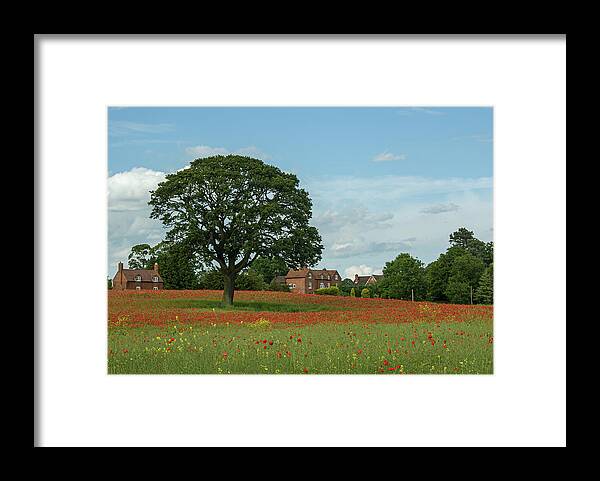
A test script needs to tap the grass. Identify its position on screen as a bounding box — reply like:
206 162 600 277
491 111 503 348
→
108 320 493 375
147 298 346 313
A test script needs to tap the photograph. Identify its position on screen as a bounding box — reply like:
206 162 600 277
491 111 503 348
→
107 106 494 375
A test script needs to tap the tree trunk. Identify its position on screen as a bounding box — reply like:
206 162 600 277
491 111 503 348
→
223 273 235 306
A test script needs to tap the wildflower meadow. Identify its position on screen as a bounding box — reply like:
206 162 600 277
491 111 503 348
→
108 290 493 374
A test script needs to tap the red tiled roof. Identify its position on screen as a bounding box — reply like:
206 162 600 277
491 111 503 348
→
286 268 310 278
119 269 163 282
286 268 340 279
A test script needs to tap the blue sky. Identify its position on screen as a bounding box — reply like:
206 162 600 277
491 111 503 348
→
108 107 493 278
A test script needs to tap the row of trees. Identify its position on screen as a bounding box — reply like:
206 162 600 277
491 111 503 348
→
116 227 492 305
363 228 493 304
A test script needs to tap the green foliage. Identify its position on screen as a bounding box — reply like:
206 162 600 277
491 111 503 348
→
350 288 356 297
127 243 157 270
148 155 323 304
367 281 383 298
449 227 493 266
235 269 267 291
126 241 202 290
360 288 370 298
475 264 493 304
250 257 289 284
445 279 472 304
425 246 466 302
198 269 267 291
156 241 202 290
449 253 485 286
267 277 291 292
315 286 340 296
107 277 112 290
379 253 426 300
338 278 356 296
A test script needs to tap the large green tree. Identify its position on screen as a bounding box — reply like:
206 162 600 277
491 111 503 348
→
380 253 426 300
149 155 323 305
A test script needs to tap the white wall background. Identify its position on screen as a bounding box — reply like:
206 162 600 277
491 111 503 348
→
36 35 566 447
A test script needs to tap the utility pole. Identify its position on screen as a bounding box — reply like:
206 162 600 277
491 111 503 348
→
470 286 473 305
411 289 414 302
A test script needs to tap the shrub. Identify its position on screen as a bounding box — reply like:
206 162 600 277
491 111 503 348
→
267 278 291 292
350 288 356 297
315 286 340 296
361 288 370 298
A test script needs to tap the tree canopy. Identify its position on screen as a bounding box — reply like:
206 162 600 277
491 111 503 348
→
380 253 427 300
148 155 323 304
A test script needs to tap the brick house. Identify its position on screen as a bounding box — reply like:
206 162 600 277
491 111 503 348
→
285 268 341 294
112 261 164 290
353 273 383 287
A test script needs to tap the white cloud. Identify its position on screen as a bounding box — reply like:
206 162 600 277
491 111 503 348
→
108 167 168 273
329 238 415 259
185 145 270 160
410 107 445 116
108 167 166 211
396 107 446 116
420 202 460 214
185 145 230 157
109 121 175 136
306 175 492 274
372 151 406 162
306 175 492 203
344 265 383 279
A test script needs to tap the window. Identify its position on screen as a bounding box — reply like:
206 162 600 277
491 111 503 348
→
135 275 141 282
320 282 325 288
308 272 312 278
334 275 338 280
293 283 296 288
308 282 312 289
153 286 159 290
135 286 141 290
152 276 159 282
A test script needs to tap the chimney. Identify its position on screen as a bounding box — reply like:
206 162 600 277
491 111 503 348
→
354 274 359 284
154 262 159 273
118 261 123 272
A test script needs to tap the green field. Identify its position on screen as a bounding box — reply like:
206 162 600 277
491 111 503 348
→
108 291 493 375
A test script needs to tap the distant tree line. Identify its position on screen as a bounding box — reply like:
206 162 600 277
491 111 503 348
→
353 227 493 305
121 227 492 305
